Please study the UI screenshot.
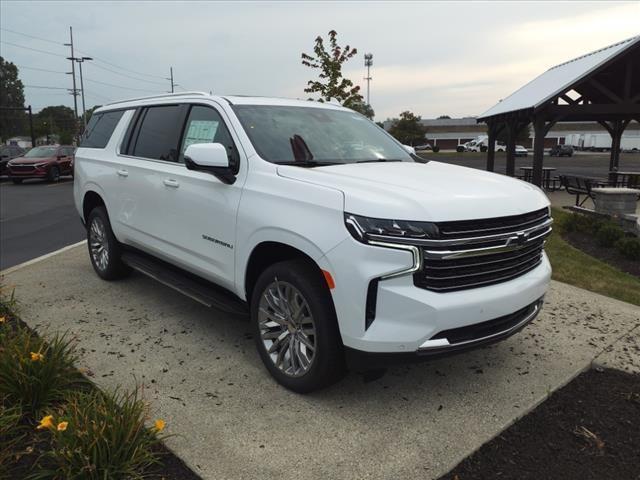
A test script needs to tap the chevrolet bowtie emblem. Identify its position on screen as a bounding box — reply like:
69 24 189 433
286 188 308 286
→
506 231 529 246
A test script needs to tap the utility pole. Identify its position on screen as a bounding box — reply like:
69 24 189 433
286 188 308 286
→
75 57 92 129
64 27 79 121
167 67 175 93
364 53 373 106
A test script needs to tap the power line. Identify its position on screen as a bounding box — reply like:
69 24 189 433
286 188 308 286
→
0 27 65 47
84 77 164 93
88 62 168 86
0 40 66 57
24 85 69 90
16 65 67 74
76 50 167 80
2 27 166 81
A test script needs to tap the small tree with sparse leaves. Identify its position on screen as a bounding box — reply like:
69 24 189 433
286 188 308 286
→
301 30 363 108
388 111 427 146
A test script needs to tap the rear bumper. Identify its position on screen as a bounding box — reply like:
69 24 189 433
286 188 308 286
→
345 296 543 370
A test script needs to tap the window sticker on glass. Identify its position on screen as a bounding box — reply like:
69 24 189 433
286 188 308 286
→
183 120 219 151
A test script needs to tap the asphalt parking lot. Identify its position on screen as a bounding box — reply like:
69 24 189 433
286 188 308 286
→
5 245 639 480
0 177 85 270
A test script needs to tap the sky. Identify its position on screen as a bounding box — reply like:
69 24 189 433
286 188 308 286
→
1 1 638 120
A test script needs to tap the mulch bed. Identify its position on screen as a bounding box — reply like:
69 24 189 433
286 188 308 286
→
439 368 640 480
563 230 640 278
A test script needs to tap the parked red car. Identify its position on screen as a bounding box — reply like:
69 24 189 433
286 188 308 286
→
7 145 75 184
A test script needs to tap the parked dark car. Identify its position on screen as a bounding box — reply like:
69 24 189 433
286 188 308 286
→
549 144 574 157
7 145 75 184
0 145 26 175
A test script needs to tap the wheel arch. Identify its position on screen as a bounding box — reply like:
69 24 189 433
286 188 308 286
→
243 240 326 303
82 190 107 224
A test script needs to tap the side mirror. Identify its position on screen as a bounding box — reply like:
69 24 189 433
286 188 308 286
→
184 143 235 184
403 145 416 155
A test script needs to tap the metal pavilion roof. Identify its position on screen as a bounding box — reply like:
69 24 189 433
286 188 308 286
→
478 36 640 120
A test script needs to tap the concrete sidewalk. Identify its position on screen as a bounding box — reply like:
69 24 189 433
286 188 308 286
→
3 245 639 480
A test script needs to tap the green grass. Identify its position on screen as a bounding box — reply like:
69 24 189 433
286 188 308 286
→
546 208 640 306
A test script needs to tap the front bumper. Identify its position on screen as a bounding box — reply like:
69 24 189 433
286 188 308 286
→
321 236 551 355
344 296 543 370
8 166 48 178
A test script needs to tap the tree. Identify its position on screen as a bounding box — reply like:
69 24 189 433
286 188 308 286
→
35 106 77 140
301 30 363 108
0 57 26 140
437 115 451 119
349 101 374 120
84 105 102 124
388 111 427 146
497 123 531 146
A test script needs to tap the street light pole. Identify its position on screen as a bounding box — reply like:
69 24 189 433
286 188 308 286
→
364 53 373 106
75 57 93 129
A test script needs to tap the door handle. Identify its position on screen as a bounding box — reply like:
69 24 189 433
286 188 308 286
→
163 178 179 188
117 169 129 177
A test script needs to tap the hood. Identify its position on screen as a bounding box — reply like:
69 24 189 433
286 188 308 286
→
277 161 549 222
9 156 55 165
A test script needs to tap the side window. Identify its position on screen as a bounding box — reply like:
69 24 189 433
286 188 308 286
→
179 105 239 172
81 110 126 148
132 105 185 162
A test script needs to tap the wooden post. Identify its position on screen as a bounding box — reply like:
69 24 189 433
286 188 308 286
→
532 116 546 187
505 120 516 177
486 121 496 172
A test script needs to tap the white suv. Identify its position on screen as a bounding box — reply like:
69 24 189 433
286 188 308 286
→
74 92 552 392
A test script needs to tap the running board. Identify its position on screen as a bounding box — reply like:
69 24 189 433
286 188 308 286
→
121 251 249 316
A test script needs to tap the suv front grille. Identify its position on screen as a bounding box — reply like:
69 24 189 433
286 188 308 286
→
414 208 551 292
10 165 35 172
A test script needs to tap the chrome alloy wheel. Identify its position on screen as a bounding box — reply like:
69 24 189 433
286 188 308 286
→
89 217 109 272
258 279 316 377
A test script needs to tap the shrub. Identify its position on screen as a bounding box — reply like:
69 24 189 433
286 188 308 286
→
615 237 640 261
432 145 440 153
0 399 25 476
0 324 89 418
562 213 603 234
33 389 166 479
596 223 625 247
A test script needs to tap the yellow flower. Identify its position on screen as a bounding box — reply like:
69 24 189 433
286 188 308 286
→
154 419 165 432
30 352 44 362
0 316 6 323
57 421 68 432
36 415 54 430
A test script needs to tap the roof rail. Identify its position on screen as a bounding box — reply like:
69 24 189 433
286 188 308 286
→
104 91 210 106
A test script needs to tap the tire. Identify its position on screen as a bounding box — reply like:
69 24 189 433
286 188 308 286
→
251 259 345 393
48 166 60 183
11 178 23 184
86 206 131 280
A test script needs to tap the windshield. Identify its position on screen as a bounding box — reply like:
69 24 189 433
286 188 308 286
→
232 105 413 165
24 146 57 158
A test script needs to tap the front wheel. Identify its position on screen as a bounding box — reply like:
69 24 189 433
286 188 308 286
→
48 166 60 183
86 206 131 280
11 178 23 184
251 260 345 393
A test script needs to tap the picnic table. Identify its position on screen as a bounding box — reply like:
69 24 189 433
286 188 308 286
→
609 171 640 188
519 167 558 191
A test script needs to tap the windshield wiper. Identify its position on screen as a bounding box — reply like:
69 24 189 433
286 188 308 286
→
275 161 340 168
355 159 403 163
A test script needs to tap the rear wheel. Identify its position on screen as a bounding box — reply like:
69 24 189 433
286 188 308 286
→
87 206 131 280
251 259 345 393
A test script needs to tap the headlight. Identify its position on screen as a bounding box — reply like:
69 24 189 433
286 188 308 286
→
344 213 439 244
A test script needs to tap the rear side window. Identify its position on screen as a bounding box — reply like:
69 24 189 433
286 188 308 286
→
132 105 186 162
81 110 125 148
